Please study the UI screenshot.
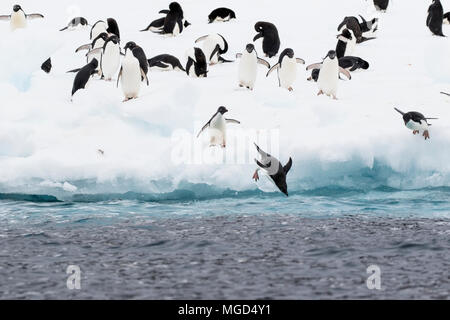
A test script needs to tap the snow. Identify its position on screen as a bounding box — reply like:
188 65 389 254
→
1 0 450 196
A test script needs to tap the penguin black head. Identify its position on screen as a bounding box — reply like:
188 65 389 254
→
108 35 119 45
326 50 336 60
246 44 255 53
107 18 120 39
361 60 370 70
284 48 294 58
169 2 182 12
339 28 352 40
124 41 137 52
13 5 22 12
230 11 236 19
90 58 99 68
218 106 228 115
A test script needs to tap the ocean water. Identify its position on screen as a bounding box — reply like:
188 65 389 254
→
1 186 449 300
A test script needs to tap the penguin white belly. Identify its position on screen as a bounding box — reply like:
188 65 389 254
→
172 22 180 36
188 63 198 77
406 120 429 132
345 39 356 56
203 38 219 65
121 57 142 99
215 15 230 22
91 24 107 40
11 11 27 30
279 60 297 89
239 54 257 89
318 61 339 95
209 115 226 146
101 45 120 80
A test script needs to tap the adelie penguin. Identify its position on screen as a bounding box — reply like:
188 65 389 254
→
372 0 389 12
306 50 351 100
148 54 185 72
140 8 190 33
86 35 121 81
308 56 369 82
236 44 270 90
195 34 232 65
253 22 281 58
208 7 236 23
90 18 120 40
71 58 99 100
427 0 445 37
117 42 149 102
394 108 438 140
60 17 89 31
338 15 378 43
197 106 240 148
253 143 292 197
336 28 357 59
0 5 44 31
266 48 305 91
185 47 208 78
157 2 186 36
74 32 109 75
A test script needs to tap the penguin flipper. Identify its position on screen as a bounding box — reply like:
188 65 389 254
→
296 58 306 64
0 15 11 21
257 58 270 69
197 122 210 138
140 69 149 86
266 64 279 77
306 63 322 71
195 35 209 43
253 33 263 42
441 92 450 96
210 45 221 61
59 26 68 31
159 9 170 14
226 119 241 125
394 108 405 116
339 67 351 80
76 44 91 53
26 13 44 19
67 68 82 73
235 53 242 59
86 48 102 58
117 67 123 88
283 158 293 175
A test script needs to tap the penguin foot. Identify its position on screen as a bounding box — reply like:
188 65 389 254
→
221 144 226 148
423 130 430 140
252 170 260 182
413 130 419 135
239 84 244 88
288 87 293 92
317 90 323 96
332 95 338 100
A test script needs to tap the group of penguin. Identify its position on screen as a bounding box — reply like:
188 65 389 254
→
0 0 448 197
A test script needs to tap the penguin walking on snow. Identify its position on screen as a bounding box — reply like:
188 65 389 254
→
0 5 43 30
266 48 305 91
394 108 438 140
197 106 241 148
60 17 89 31
117 42 149 102
253 22 281 58
71 59 99 99
336 29 357 59
186 48 208 78
236 44 270 90
148 54 185 72
208 8 236 23
306 50 351 99
427 0 445 37
195 33 232 65
253 143 292 197
87 35 121 81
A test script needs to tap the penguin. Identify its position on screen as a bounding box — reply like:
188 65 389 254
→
106 18 120 39
373 0 389 12
306 50 351 99
208 8 236 23
160 2 185 36
41 57 52 74
266 48 305 91
336 28 357 59
236 44 270 90
140 16 190 32
444 12 450 24
185 47 208 78
148 54 185 72
253 22 281 58
0 5 44 30
195 33 232 65
90 20 108 40
441 91 450 96
197 106 241 148
307 56 369 82
427 0 445 37
71 58 99 99
87 35 121 81
253 143 292 197
394 108 438 140
76 32 109 75
117 42 149 101
60 17 89 31
338 16 377 43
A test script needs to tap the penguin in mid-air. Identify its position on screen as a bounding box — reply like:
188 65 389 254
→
336 28 357 59
0 5 44 30
117 42 149 102
427 0 445 37
60 17 89 31
253 22 281 58
444 12 450 24
195 33 232 65
185 47 208 78
208 8 236 23
338 16 377 43
306 50 351 99
71 58 99 99
307 57 369 81
373 0 389 12
266 48 305 91
253 143 292 197
236 44 270 90
86 35 121 81
394 108 438 140
148 54 185 72
197 106 241 148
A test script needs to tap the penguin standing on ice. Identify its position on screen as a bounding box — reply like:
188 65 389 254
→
253 143 292 197
266 48 305 91
336 29 357 59
236 44 270 90
186 48 208 78
394 108 438 140
87 35 121 81
148 54 185 72
71 58 99 99
253 22 281 58
306 50 351 99
427 0 445 37
208 8 236 23
197 106 240 148
0 5 44 30
117 42 149 102
195 33 232 65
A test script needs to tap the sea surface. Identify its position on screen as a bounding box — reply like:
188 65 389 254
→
1 186 449 299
